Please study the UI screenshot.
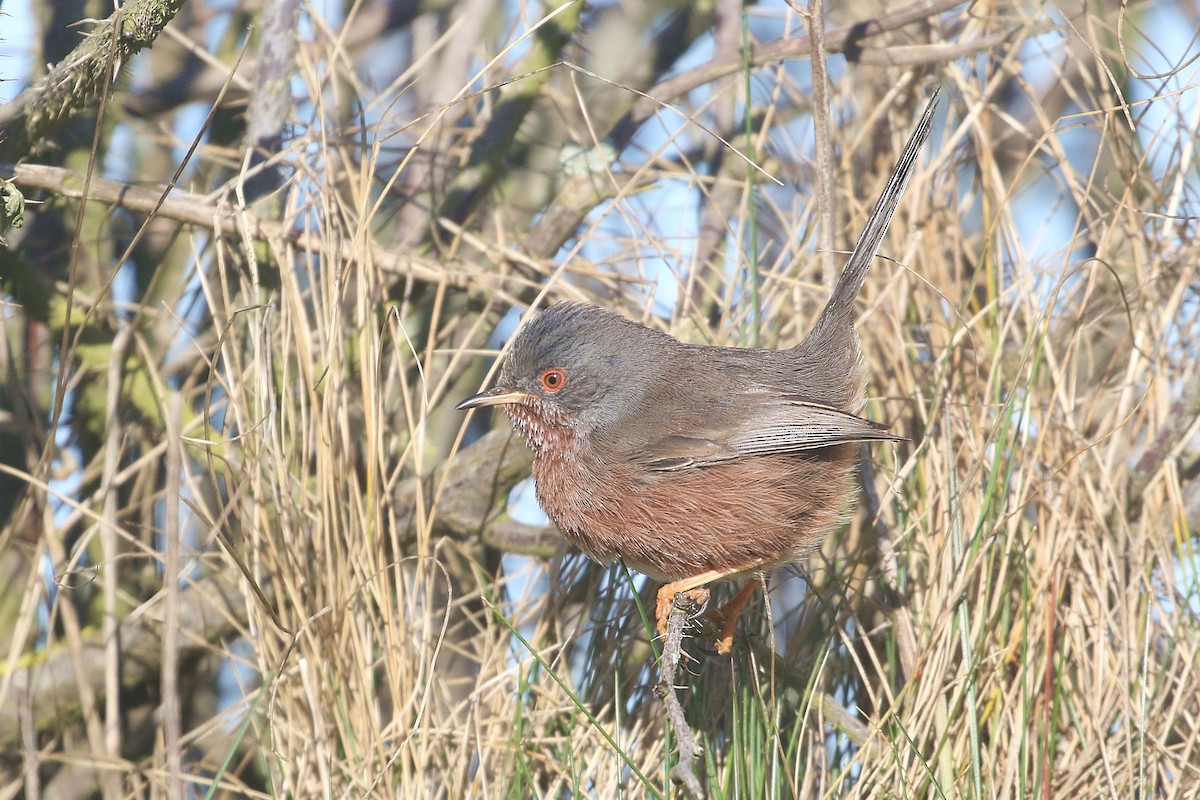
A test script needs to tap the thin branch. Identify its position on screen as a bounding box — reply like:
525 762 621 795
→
654 597 705 798
623 0 965 132
4 162 504 292
163 395 184 800
241 0 302 200
804 0 837 290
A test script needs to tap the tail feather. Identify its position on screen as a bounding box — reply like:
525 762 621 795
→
810 88 940 340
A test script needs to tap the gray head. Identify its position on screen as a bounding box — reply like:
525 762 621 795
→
456 303 674 439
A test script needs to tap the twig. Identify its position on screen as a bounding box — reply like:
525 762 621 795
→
163 394 184 800
3 162 458 288
241 0 300 200
3 160 598 308
623 0 965 132
803 0 838 290
654 595 705 798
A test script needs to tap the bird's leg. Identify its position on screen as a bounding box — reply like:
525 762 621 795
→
655 583 711 636
705 579 759 655
655 562 766 640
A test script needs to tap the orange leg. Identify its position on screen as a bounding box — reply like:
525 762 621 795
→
655 584 711 636
707 579 759 655
654 562 767 643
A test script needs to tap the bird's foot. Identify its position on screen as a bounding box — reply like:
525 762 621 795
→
702 580 758 655
655 585 711 637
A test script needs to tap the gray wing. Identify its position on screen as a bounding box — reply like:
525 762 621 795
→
641 393 904 472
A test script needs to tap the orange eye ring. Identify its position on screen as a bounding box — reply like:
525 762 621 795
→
539 367 567 393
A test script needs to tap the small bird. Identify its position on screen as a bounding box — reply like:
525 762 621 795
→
459 90 938 653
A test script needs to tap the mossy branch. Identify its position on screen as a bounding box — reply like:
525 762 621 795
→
0 0 187 162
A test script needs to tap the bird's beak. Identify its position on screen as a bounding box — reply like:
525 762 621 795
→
455 386 533 410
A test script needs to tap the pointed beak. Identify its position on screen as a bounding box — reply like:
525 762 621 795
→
455 386 533 410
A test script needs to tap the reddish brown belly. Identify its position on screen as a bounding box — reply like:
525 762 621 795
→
532 446 856 583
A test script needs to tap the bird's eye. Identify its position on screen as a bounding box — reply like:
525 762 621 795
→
539 367 567 393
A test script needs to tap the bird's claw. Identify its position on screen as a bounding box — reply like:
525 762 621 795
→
655 586 711 637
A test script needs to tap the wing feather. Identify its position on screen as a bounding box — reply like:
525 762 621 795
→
641 394 903 472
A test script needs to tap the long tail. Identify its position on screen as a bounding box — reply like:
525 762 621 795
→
807 88 940 343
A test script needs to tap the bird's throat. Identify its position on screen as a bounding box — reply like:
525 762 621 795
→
503 401 577 456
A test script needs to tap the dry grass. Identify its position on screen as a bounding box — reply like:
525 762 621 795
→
2 1 1199 797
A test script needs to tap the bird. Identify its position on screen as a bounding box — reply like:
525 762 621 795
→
458 90 939 653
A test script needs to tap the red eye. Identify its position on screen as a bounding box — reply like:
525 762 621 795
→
539 368 567 393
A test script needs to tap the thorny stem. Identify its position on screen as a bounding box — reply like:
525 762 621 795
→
654 595 706 798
